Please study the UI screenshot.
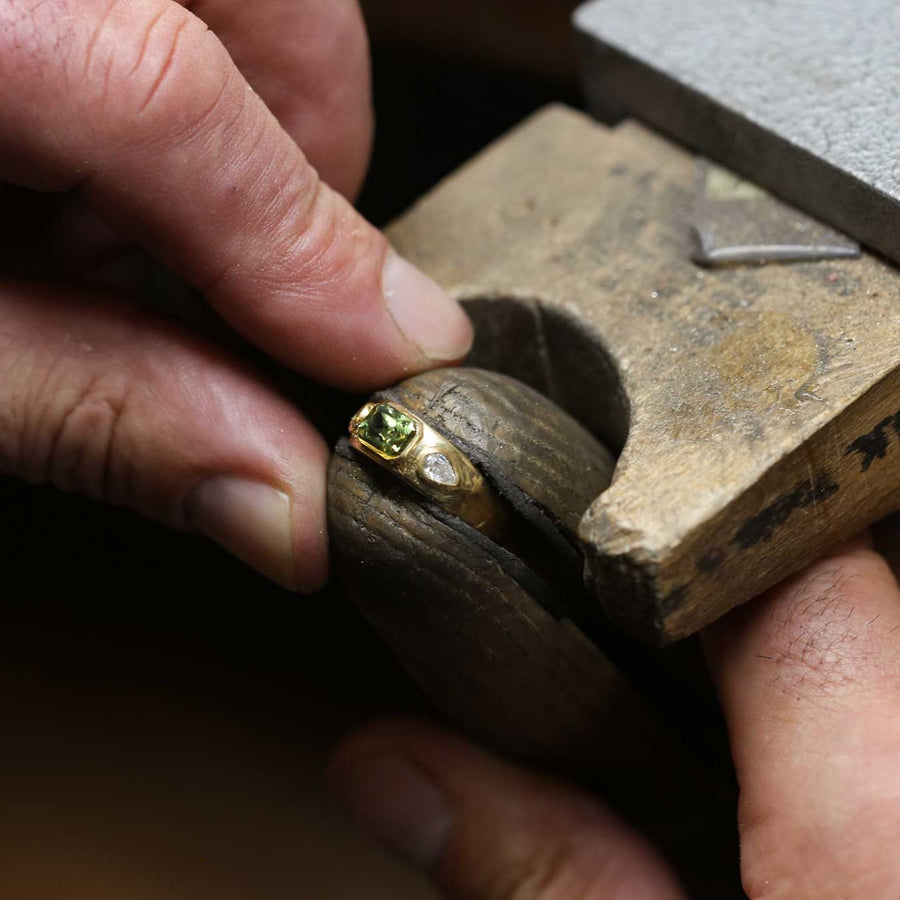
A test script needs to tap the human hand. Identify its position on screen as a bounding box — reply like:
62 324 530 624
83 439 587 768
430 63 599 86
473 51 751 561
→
0 0 472 591
330 535 900 899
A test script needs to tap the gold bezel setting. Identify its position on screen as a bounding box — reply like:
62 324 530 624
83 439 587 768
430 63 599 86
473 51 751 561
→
348 401 506 537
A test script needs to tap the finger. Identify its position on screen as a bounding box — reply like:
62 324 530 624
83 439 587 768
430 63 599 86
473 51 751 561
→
182 0 372 199
0 0 471 390
704 537 900 899
329 718 687 900
0 281 330 592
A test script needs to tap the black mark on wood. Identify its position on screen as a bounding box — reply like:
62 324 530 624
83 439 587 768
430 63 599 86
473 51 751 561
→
697 548 725 573
733 474 839 550
845 410 900 472
660 584 689 614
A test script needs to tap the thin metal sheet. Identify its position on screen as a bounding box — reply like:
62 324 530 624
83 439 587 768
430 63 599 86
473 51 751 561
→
575 0 900 267
692 161 860 267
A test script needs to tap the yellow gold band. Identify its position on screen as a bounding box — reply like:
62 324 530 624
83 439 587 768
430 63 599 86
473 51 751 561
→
348 401 507 539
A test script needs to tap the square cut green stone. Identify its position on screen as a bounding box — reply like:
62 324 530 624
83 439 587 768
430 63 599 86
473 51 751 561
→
356 404 418 458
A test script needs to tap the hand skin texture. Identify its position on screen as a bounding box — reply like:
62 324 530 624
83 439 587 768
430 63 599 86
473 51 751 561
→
0 0 473 593
331 536 900 900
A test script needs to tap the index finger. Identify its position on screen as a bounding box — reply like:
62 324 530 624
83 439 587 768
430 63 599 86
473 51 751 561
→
0 0 472 389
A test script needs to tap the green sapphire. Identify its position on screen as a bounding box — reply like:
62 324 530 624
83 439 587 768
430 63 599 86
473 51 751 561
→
355 404 418 458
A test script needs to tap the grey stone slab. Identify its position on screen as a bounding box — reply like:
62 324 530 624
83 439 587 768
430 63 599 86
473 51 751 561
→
574 0 900 266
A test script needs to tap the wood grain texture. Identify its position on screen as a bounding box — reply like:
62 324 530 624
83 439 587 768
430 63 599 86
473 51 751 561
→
387 105 900 643
330 447 644 774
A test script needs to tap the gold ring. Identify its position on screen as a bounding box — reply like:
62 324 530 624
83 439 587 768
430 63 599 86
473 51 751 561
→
348 401 507 539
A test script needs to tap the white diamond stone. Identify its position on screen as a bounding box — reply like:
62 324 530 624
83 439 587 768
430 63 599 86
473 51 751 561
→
422 452 459 487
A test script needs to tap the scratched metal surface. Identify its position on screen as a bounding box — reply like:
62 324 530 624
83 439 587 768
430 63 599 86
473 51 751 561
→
574 0 900 267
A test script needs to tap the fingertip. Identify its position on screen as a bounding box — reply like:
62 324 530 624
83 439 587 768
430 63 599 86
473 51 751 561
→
185 475 297 590
180 464 330 596
330 718 687 900
382 253 474 364
328 719 460 870
329 748 454 870
179 408 331 595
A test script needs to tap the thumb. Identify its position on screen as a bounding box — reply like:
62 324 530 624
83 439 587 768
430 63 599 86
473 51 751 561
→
328 719 687 900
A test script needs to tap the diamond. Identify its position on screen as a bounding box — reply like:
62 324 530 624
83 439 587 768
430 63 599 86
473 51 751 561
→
354 404 418 459
422 452 459 487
